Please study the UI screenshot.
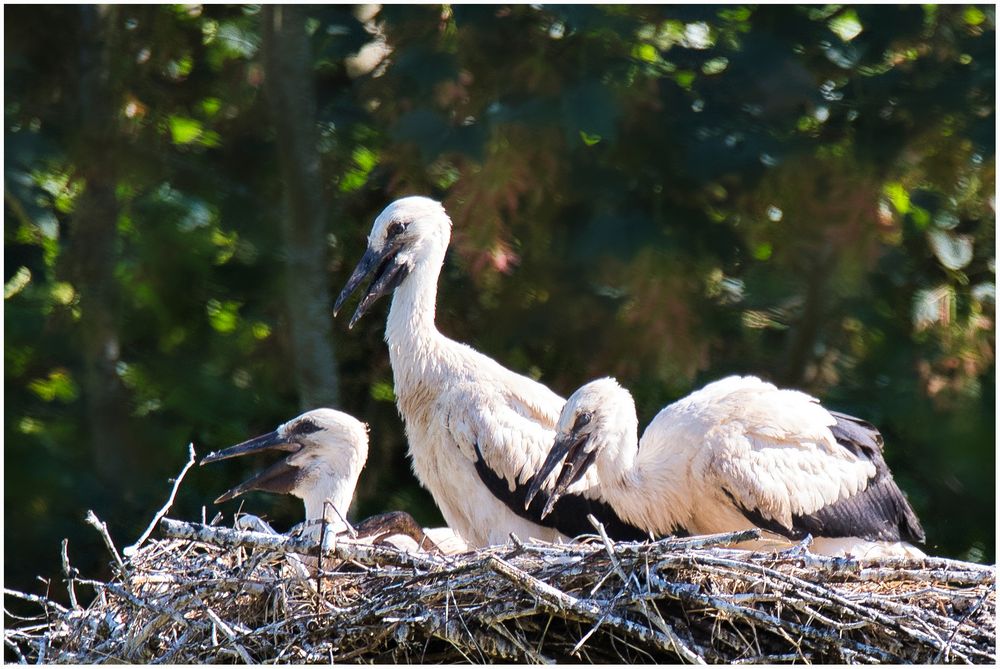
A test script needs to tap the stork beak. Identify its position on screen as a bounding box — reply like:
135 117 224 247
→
524 429 596 520
201 430 302 504
333 242 412 329
201 430 296 465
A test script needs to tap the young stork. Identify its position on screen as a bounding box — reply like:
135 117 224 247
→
200 408 467 554
525 376 927 558
334 197 646 546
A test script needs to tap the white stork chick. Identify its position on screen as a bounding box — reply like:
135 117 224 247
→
334 197 644 547
526 376 926 558
200 409 467 555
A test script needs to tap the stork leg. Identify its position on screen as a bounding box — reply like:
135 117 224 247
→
353 511 442 553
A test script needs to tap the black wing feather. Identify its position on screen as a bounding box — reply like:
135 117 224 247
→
729 411 925 544
472 442 658 541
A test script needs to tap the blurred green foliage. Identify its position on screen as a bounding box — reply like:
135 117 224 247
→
5 5 995 601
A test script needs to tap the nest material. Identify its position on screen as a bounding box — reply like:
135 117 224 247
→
4 517 995 664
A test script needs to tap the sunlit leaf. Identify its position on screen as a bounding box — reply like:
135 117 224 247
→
50 282 75 305
829 10 863 41
963 6 986 26
212 229 238 264
675 70 696 89
742 309 787 330
339 146 379 193
910 206 931 230
206 299 241 333
752 242 772 260
216 21 260 59
202 18 219 44
4 267 32 299
167 55 194 80
251 322 271 340
371 381 396 402
429 159 461 190
28 369 79 403
35 168 83 214
199 130 222 148
717 6 751 23
169 116 203 144
232 369 252 389
884 183 910 214
634 43 658 63
683 22 713 49
702 57 728 75
17 417 43 434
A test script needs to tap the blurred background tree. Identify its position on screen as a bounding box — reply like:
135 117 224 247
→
5 4 994 601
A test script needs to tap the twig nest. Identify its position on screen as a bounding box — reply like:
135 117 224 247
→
4 521 995 664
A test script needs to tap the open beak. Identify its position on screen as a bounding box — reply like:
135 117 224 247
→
524 429 597 520
333 241 412 329
201 430 302 504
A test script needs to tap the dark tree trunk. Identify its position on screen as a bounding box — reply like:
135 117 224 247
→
261 5 340 409
68 4 134 485
780 253 835 388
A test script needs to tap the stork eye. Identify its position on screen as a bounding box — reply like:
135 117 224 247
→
386 221 406 239
291 419 322 436
573 412 593 430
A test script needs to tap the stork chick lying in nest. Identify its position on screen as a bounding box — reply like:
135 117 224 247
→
201 408 468 555
526 377 926 559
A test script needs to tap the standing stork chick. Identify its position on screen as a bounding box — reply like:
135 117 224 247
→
334 197 646 546
201 409 467 554
526 377 926 558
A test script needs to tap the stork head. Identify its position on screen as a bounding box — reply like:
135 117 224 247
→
525 378 638 519
201 409 369 517
334 196 451 328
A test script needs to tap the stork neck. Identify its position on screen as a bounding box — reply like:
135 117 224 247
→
601 433 690 534
384 242 450 382
302 481 354 537
593 422 639 485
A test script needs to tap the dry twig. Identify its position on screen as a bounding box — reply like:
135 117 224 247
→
123 444 197 557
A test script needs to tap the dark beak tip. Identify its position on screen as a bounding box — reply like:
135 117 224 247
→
332 293 348 317
523 481 541 510
541 494 559 520
213 487 242 505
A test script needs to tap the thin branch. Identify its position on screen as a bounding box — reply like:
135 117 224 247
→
4 635 28 664
933 589 991 663
124 443 197 557
159 518 444 570
84 510 125 571
60 539 79 610
3 588 69 615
